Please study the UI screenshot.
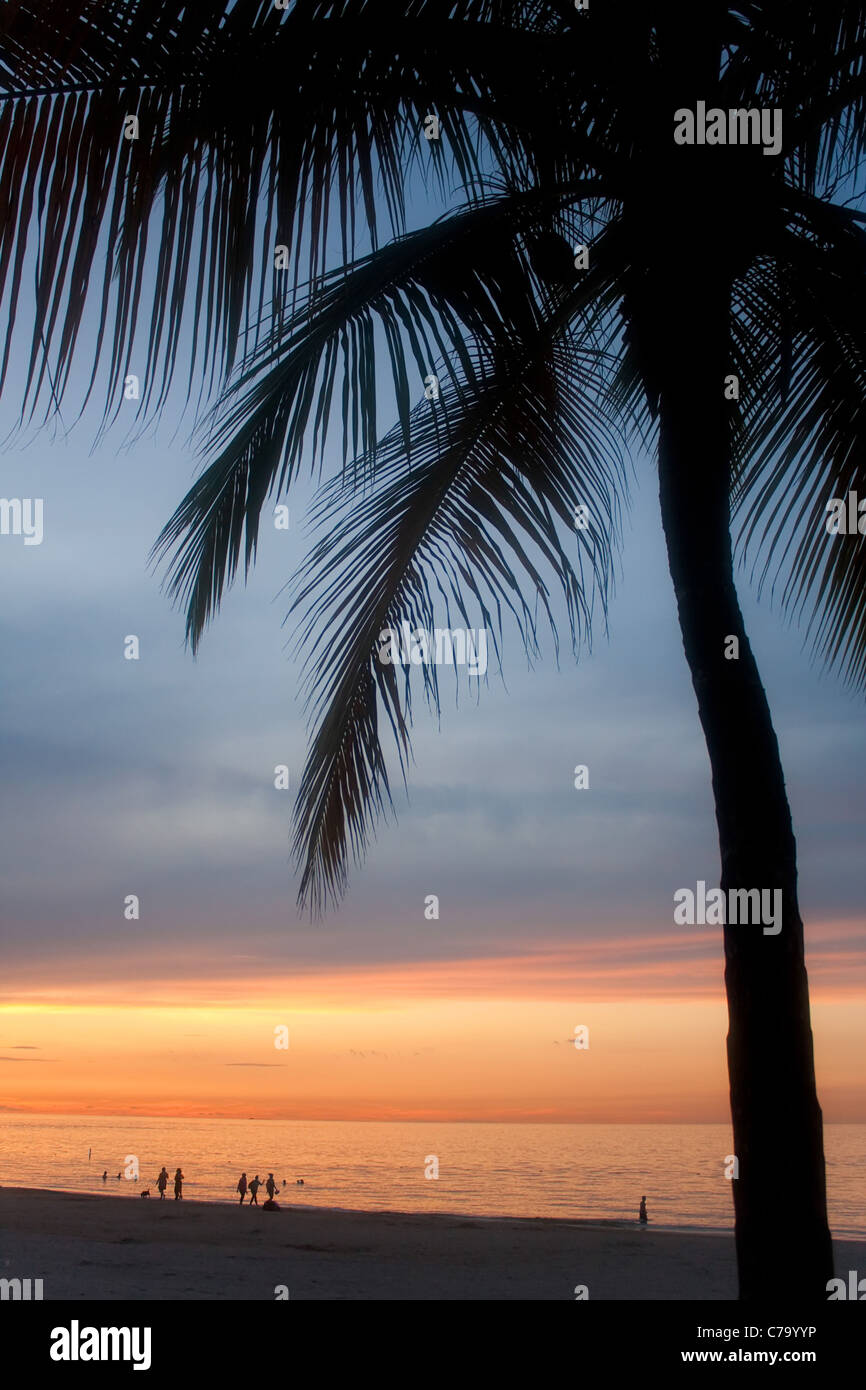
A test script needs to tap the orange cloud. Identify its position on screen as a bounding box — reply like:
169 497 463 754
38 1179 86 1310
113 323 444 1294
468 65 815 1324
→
0 921 863 1122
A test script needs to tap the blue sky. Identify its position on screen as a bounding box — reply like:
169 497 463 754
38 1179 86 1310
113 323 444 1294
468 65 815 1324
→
0 99 864 1022
2 373 864 997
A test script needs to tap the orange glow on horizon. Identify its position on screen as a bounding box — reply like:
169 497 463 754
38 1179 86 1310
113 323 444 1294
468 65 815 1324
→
1 922 863 1123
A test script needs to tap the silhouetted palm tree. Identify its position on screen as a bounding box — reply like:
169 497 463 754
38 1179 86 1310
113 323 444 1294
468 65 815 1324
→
3 0 864 1299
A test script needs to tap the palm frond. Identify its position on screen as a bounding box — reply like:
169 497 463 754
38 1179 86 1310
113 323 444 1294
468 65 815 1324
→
152 186 615 649
1 0 618 425
732 196 866 687
290 315 625 912
723 1 866 192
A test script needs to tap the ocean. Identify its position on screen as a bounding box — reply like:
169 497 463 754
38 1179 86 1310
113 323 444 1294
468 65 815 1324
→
1 1114 863 1236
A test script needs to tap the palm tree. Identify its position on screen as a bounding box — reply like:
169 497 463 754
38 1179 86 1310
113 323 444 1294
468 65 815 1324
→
3 0 864 1299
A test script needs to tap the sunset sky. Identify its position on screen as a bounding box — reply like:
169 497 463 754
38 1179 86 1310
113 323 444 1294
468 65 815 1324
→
2 421 864 1122
1 189 864 1127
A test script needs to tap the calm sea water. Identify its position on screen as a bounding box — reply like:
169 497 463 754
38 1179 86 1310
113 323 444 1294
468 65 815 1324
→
1 1115 863 1236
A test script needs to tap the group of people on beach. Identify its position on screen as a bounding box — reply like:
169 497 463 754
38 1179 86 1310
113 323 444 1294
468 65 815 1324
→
101 1166 184 1197
98 1161 307 1205
235 1172 305 1206
99 1162 644 1220
156 1167 184 1200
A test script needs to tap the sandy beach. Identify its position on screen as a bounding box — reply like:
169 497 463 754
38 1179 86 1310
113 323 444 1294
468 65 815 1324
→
1 1186 858 1301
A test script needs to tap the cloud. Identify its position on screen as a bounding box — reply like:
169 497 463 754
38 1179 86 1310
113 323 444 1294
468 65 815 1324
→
1 420 865 1064
3 919 864 1009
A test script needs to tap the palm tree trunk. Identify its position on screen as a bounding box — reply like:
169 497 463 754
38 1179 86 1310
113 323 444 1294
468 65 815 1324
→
655 274 834 1300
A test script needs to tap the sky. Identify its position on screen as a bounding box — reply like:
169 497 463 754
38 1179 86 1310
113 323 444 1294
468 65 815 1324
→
1 137 864 1125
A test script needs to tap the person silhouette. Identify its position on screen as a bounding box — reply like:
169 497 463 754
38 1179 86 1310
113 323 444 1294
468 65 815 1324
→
639 1195 648 1224
101 1170 107 1182
156 1167 169 1199
248 1174 261 1205
237 1172 248 1205
174 1168 184 1200
265 1173 276 1201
